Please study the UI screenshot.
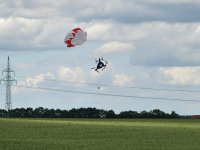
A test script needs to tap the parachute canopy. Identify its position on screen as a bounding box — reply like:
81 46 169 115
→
64 28 87 47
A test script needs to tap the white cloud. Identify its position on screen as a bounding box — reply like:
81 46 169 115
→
0 16 77 50
25 75 44 87
1 1 200 55
95 41 135 54
15 63 35 69
144 0 200 4
24 73 55 86
130 22 200 66
113 73 134 86
86 22 113 41
159 67 200 86
86 21 147 42
13 73 55 94
196 26 200 33
0 17 43 37
58 66 85 83
1 0 200 24
0 17 43 50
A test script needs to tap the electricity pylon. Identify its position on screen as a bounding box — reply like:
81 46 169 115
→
0 56 17 111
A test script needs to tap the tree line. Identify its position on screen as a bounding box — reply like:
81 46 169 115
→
0 107 184 118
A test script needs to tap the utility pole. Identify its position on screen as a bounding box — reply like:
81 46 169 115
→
0 56 17 111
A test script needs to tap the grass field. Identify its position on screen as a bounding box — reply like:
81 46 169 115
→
0 118 200 150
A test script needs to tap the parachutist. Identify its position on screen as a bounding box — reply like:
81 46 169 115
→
91 57 108 72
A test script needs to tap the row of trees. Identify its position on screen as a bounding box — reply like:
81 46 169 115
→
0 107 182 118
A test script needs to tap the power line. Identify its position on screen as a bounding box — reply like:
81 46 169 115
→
16 75 200 93
17 85 200 103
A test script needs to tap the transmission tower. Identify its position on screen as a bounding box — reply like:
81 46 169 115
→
0 56 17 111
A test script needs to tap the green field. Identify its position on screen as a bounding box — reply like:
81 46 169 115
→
0 118 200 150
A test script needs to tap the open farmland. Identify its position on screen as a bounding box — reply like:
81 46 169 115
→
0 119 200 150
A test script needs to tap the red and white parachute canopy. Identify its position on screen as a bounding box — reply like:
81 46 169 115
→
64 28 87 47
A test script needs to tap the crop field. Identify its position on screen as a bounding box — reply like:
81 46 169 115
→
0 119 200 150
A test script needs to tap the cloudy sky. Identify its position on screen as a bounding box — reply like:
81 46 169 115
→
0 0 200 115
